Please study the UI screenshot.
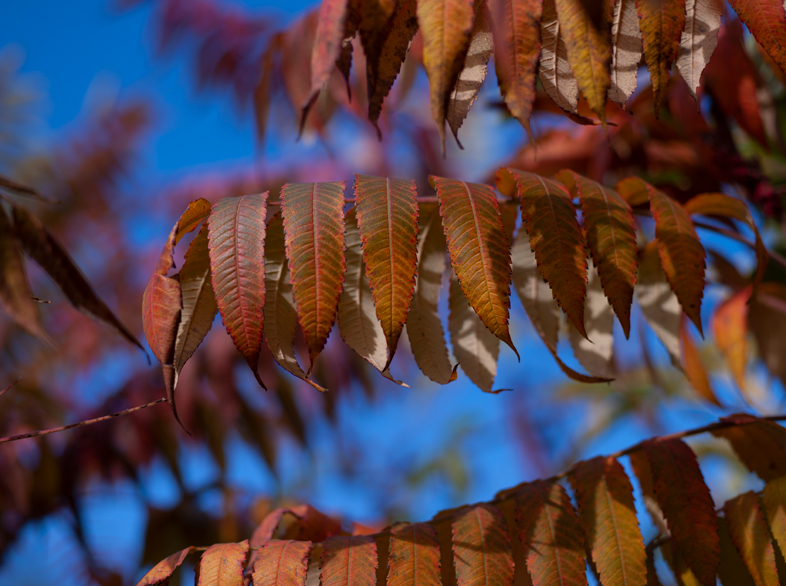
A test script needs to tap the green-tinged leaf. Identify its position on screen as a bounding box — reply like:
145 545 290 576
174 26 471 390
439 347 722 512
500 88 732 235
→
639 438 719 586
637 241 681 367
405 206 457 384
196 541 248 586
388 522 441 586
539 0 580 114
711 287 751 391
432 176 517 354
748 283 786 388
253 540 312 586
718 517 757 586
208 193 268 388
727 0 786 77
648 186 705 334
635 0 687 115
489 0 542 139
354 174 419 365
263 214 326 392
13 205 143 350
677 0 722 100
417 0 477 149
447 0 494 143
554 0 612 123
306 0 352 113
679 317 719 405
570 456 647 586
568 262 614 378
516 480 588 586
281 181 346 367
763 477 786 560
452 504 513 586
321 535 377 586
725 492 779 586
712 417 786 482
501 168 588 338
557 170 637 337
136 546 194 586
608 0 641 104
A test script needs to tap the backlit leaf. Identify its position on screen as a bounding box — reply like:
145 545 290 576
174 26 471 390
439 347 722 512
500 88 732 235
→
568 262 614 379
253 540 312 586
196 541 248 586
711 287 751 390
725 492 779 586
354 174 418 365
539 0 580 114
432 175 516 354
207 193 268 388
748 283 786 388
515 480 588 586
321 535 377 586
712 417 786 482
451 504 514 586
388 522 441 586
570 456 647 586
136 546 194 586
718 517 758 586
281 181 347 367
679 317 719 405
677 0 722 100
637 241 681 367
608 0 642 104
727 0 786 77
306 0 352 113
638 438 719 586
763 477 786 559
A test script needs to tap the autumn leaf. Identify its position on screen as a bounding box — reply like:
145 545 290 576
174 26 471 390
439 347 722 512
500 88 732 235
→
451 504 513 586
136 546 194 586
253 540 312 586
718 517 758 586
568 262 614 379
763 477 786 560
608 0 641 104
281 181 347 368
711 287 751 391
196 541 248 586
539 0 580 114
388 522 441 586
305 0 352 117
679 316 718 405
321 535 377 586
712 418 786 482
254 34 283 145
727 0 786 77
725 492 779 586
746 283 786 388
677 0 722 100
207 193 268 388
637 241 682 367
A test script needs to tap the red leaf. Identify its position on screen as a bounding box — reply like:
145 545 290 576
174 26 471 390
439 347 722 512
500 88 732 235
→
388 522 441 586
196 541 248 586
712 419 786 482
321 535 377 586
727 0 786 77
136 546 193 586
451 504 514 586
253 540 312 586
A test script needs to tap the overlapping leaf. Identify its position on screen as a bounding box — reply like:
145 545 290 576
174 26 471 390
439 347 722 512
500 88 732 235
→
608 0 641 104
451 504 513 586
137 546 194 586
718 517 758 586
637 241 682 366
728 0 786 77
763 477 786 559
712 417 786 482
724 492 779 586
711 287 751 390
679 317 718 404
321 535 377 586
677 0 722 100
196 542 248 586
568 262 614 379
388 522 441 586
253 540 312 586
748 283 786 388
539 0 580 114
306 0 352 114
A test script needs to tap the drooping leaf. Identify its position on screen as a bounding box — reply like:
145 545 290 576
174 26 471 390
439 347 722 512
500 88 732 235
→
676 0 722 100
679 317 719 404
500 168 588 338
136 546 194 586
305 0 352 117
489 0 542 139
748 283 786 388
196 541 248 586
638 438 719 586
615 177 651 207
568 262 614 379
253 540 312 586
711 287 751 391
321 535 377 586
539 0 580 114
447 0 494 143
718 516 758 586
354 174 419 365
207 193 268 388
13 204 144 350
263 214 326 392
254 34 283 145
763 477 786 560
557 170 637 336
637 241 682 367
432 175 517 354
712 417 786 482
417 0 476 150
725 492 779 586
515 480 588 586
608 0 642 104
281 181 347 367
388 522 441 586
648 185 705 334
405 206 457 384
554 0 612 122
570 456 647 586
451 504 514 586
727 0 786 77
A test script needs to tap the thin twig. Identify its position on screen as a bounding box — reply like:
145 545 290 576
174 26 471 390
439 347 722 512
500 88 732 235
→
0 378 21 399
0 397 168 444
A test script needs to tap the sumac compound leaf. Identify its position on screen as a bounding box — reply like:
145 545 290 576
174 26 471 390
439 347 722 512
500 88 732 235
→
712 418 786 482
725 492 779 586
354 174 418 365
196 541 248 586
570 456 647 586
281 181 347 367
763 477 786 559
432 175 517 355
639 438 719 586
515 480 588 586
608 0 642 104
711 287 751 390
388 522 441 586
539 0 580 114
321 535 377 586
451 504 514 586
728 0 786 77
207 193 268 388
677 0 722 100
136 546 193 586
253 540 312 586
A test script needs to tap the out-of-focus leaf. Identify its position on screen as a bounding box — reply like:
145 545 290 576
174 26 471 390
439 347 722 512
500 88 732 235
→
712 417 786 482
321 535 377 586
254 34 282 144
568 262 614 379
677 0 722 100
710 286 751 391
637 241 682 367
136 546 194 586
196 541 248 586
718 516 757 586
763 477 786 560
281 181 346 367
747 283 786 388
727 0 786 77
0 174 51 202
451 504 513 586
304 0 352 118
679 317 718 404
725 491 779 586
539 0 580 114
253 540 311 586
388 523 441 586
608 0 641 104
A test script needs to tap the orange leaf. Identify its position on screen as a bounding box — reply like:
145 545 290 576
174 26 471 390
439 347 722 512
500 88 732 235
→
489 0 542 139
417 0 477 149
500 167 588 339
432 175 517 354
724 492 779 586
207 193 269 388
638 438 719 586
136 546 194 586
539 0 580 114
710 287 751 391
763 477 786 560
196 541 248 586
570 456 647 586
636 0 687 115
355 174 419 365
388 522 441 586
727 0 786 77
679 317 719 405
451 504 513 586
515 480 588 586
615 176 651 207
321 535 377 586
253 540 312 586
677 0 722 100
712 418 786 482
718 517 758 586
608 0 642 104
281 181 347 368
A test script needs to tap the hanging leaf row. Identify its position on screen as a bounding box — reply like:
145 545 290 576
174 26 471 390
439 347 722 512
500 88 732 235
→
137 413 786 586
